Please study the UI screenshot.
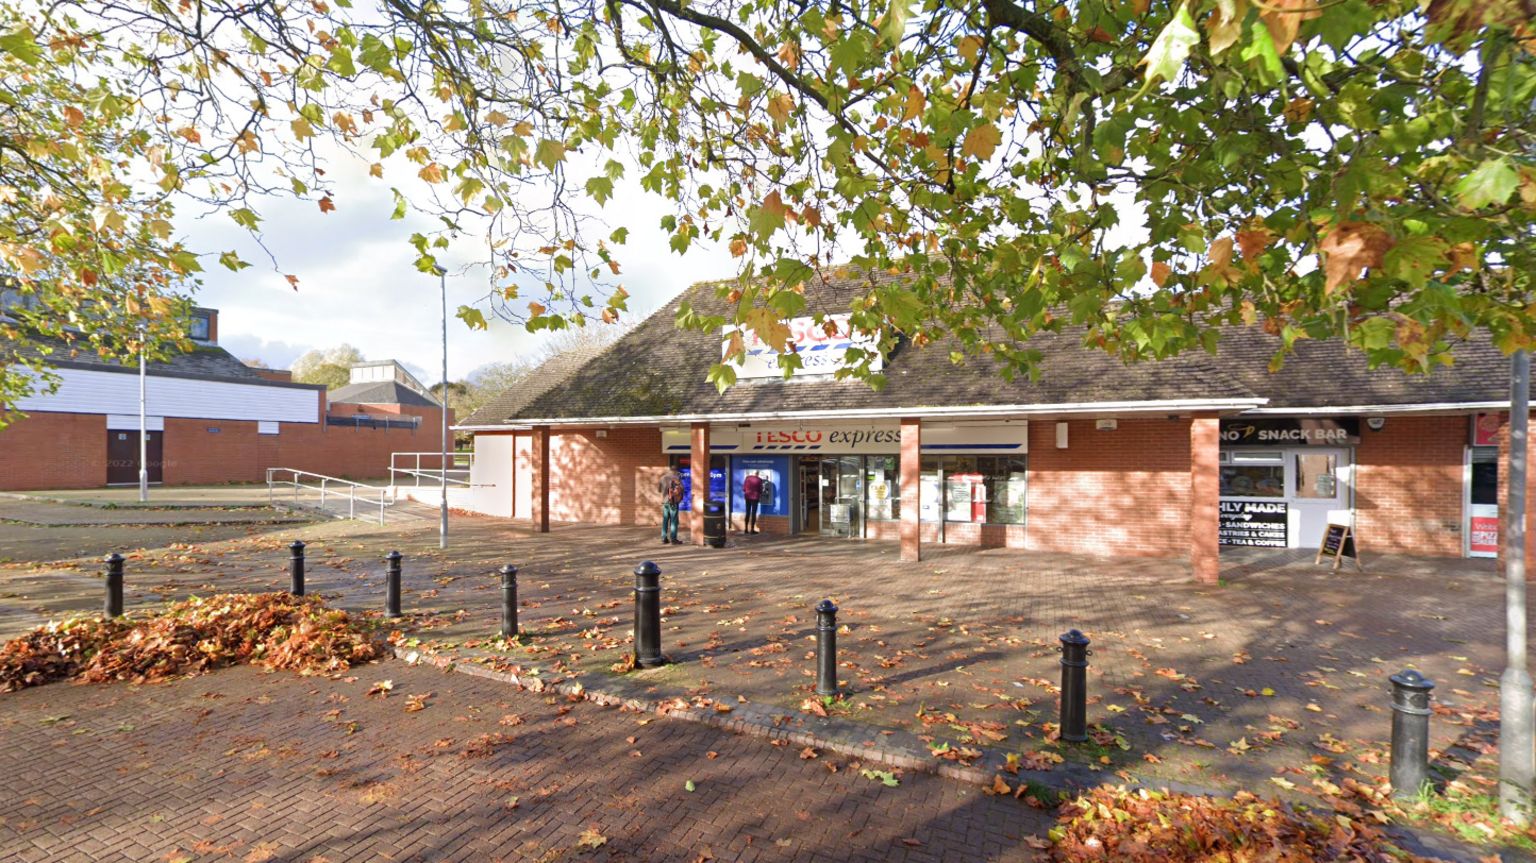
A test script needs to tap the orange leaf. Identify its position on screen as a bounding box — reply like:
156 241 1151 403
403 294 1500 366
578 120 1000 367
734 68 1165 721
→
1320 222 1395 294
1260 0 1321 54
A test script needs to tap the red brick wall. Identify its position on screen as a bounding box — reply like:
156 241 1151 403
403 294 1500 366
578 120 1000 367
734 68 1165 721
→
162 418 261 484
0 411 110 489
1354 415 1465 557
0 411 443 490
547 427 668 526
1025 417 1193 557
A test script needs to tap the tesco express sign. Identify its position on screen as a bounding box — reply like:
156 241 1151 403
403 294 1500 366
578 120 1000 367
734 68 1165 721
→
722 314 882 378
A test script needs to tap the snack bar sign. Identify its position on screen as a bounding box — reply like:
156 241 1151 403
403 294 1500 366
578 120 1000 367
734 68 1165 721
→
1220 418 1360 447
722 314 882 379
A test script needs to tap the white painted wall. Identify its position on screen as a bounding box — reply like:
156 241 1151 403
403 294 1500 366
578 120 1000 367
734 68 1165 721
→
106 414 164 431
464 434 514 518
15 368 320 423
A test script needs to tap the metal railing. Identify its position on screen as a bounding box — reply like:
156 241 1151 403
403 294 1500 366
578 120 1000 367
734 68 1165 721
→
390 451 473 488
266 467 392 525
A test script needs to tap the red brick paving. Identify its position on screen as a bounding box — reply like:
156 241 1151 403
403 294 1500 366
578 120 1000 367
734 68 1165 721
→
0 507 1525 846
0 664 1051 862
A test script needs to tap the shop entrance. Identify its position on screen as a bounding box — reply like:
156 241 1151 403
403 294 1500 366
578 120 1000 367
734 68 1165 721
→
818 455 863 537
1220 447 1351 548
1466 447 1498 558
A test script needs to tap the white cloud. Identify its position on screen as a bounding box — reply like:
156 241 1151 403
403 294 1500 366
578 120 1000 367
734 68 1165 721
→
176 139 737 380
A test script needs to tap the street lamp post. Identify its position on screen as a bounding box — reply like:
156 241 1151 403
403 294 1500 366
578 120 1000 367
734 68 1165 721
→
437 266 448 550
1502 349 1533 823
138 322 148 503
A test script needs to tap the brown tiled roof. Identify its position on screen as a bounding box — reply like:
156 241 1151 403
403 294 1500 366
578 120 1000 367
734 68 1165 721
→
476 271 1522 424
1210 326 1511 408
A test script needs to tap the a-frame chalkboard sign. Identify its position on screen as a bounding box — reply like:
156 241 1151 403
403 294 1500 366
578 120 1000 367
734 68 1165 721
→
1315 521 1363 572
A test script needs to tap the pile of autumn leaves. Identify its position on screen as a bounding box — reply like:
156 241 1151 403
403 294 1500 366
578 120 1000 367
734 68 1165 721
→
0 593 379 691
1045 786 1436 862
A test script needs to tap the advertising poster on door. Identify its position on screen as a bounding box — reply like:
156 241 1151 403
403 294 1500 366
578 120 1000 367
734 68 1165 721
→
1219 500 1289 547
1469 507 1499 556
730 456 789 517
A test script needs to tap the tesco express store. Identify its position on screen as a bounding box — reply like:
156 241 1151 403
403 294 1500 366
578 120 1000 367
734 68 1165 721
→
457 279 1529 581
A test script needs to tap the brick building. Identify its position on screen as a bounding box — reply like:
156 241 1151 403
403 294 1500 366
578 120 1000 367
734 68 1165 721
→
1 309 449 489
455 275 1521 580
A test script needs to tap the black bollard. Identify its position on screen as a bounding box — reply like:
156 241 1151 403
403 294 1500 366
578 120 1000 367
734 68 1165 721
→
499 564 519 638
104 553 125 618
815 599 839 697
1059 629 1091 743
384 550 403 618
288 540 306 596
1389 669 1435 799
633 560 665 668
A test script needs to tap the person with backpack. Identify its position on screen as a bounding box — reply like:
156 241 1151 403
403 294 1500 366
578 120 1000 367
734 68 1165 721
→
658 467 684 544
741 471 764 534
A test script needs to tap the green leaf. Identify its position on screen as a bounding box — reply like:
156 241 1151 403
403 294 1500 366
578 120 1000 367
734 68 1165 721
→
358 34 395 75
456 306 488 330
585 176 614 205
1239 22 1285 86
684 779 696 792
326 45 357 78
880 1 911 46
218 251 251 271
534 139 566 170
1455 158 1518 210
228 208 261 231
1135 4 1200 97
0 26 40 67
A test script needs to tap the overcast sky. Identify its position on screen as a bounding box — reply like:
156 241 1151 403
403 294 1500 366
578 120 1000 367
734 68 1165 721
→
179 144 738 384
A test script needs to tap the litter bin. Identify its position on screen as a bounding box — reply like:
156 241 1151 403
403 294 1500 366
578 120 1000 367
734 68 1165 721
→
703 500 726 548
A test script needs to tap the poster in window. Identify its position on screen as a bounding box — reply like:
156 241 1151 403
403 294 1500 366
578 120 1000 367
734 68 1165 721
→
730 456 789 517
675 466 725 512
1218 500 1288 547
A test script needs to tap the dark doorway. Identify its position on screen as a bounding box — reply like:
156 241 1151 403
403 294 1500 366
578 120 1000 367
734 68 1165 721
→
107 430 163 484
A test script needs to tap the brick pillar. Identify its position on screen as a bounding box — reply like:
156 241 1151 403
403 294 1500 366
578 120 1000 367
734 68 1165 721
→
690 422 710 546
531 425 550 533
900 418 921 562
1190 414 1220 584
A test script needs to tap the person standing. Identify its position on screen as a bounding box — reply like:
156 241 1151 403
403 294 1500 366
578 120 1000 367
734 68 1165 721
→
658 467 684 544
742 471 764 534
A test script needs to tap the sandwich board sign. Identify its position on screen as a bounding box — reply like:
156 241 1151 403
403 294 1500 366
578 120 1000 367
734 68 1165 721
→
1315 510 1363 572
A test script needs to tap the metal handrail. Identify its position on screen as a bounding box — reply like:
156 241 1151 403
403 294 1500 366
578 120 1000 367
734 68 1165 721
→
266 467 391 525
389 451 473 488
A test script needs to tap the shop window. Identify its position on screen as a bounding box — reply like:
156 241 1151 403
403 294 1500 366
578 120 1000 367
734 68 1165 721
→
1220 452 1284 498
1293 453 1338 499
668 453 728 512
919 457 943 523
944 456 984 523
984 457 1028 525
916 455 1027 525
864 455 899 521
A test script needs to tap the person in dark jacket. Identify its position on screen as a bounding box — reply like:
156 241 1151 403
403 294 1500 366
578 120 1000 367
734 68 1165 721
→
659 468 684 544
741 472 764 534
